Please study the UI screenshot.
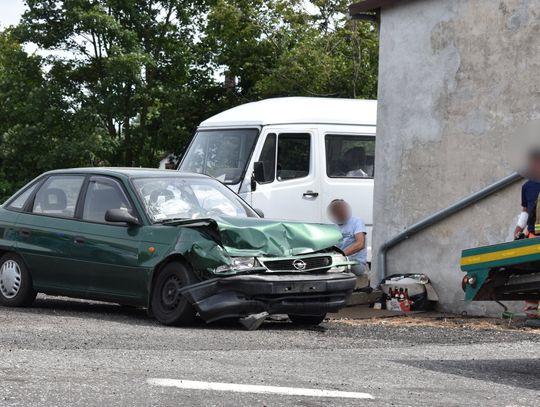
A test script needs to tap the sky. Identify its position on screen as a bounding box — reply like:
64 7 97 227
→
0 0 25 28
0 1 320 29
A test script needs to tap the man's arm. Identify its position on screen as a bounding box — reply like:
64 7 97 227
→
514 207 529 238
343 232 365 256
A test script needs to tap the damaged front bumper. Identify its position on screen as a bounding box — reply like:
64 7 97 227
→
180 272 357 323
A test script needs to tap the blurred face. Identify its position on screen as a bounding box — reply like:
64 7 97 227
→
529 153 540 181
329 201 351 225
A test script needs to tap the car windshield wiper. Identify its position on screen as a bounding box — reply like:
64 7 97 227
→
155 217 187 224
158 218 217 228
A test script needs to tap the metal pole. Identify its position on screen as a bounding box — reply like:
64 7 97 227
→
377 172 524 282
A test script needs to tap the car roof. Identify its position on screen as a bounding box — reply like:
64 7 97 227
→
43 167 209 179
199 97 377 128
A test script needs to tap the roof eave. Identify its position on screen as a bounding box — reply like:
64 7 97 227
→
349 0 403 15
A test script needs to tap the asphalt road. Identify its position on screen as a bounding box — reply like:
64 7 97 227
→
0 295 539 407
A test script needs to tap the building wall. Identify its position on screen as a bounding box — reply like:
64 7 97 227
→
373 0 540 314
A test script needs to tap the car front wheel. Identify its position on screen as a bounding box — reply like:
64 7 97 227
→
288 314 327 325
150 261 198 326
0 253 37 307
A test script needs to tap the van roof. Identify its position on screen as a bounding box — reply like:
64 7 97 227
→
199 97 377 128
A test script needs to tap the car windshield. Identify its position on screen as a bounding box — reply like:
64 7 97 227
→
132 176 257 223
178 129 259 184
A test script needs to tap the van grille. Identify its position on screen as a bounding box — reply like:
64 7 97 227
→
262 256 332 272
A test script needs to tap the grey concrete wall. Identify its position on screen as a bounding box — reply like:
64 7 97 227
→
373 0 540 314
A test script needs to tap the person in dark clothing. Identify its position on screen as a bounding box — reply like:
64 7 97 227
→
514 150 540 239
513 150 540 322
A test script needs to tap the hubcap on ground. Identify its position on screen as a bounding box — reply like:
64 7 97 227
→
161 275 182 310
0 260 22 299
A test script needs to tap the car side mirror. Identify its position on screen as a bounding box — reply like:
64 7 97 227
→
105 209 141 226
254 208 264 218
253 161 265 183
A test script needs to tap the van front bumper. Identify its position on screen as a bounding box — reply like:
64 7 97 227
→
181 272 356 322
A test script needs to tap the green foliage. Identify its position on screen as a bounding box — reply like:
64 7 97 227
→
202 0 378 99
0 0 378 200
0 31 106 200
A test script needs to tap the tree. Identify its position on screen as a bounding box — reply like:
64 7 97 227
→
201 0 378 101
0 0 378 199
0 30 104 201
16 0 208 166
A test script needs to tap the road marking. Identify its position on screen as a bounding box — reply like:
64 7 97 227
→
147 378 374 399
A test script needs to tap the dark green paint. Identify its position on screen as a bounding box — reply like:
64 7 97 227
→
463 269 490 301
461 238 540 301
0 168 346 307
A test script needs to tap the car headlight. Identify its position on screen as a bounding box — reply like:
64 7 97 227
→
328 253 351 273
215 257 257 273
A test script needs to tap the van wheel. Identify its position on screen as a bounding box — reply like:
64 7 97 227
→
0 253 37 307
150 261 198 326
288 314 327 325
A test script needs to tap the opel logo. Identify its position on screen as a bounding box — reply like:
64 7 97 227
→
292 259 307 270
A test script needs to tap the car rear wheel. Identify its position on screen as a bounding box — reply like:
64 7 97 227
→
288 314 327 326
0 253 37 307
150 261 198 326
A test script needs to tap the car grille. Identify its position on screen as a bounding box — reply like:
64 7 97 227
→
262 256 332 272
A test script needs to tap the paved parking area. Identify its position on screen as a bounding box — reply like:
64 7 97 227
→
0 295 539 406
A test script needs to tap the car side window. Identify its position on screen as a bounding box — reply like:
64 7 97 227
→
257 133 276 183
83 178 133 224
6 183 39 211
277 133 310 181
325 134 375 178
32 176 85 218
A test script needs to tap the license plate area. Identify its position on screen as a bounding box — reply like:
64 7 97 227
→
272 281 326 294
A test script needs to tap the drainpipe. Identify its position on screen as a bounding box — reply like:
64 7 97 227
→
377 172 524 281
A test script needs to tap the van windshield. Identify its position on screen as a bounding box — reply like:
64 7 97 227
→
179 129 259 184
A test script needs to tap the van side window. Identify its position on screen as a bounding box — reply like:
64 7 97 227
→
257 133 276 183
325 134 375 178
277 134 310 181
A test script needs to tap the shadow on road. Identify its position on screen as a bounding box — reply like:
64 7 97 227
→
396 358 540 390
6 296 328 332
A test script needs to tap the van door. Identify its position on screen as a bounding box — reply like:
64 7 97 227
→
321 131 376 260
250 129 321 222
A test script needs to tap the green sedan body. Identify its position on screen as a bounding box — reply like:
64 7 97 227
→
0 168 356 326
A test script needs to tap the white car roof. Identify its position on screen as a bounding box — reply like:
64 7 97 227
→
199 97 377 128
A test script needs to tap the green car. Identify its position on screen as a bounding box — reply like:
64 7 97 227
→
0 168 356 327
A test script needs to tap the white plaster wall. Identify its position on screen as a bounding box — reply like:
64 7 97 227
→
373 0 540 315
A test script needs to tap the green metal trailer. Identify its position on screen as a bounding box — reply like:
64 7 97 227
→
461 238 540 301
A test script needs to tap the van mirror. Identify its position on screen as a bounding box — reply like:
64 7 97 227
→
254 208 264 218
253 161 265 183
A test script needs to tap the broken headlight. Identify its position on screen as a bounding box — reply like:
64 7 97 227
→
215 257 257 273
328 253 350 273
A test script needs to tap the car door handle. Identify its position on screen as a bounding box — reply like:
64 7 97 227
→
303 191 319 198
19 229 31 237
74 237 86 245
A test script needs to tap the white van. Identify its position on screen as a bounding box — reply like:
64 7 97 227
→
178 97 377 259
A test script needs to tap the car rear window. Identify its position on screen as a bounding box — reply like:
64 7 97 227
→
32 176 85 218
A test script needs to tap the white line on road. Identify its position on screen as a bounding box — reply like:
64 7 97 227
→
147 378 374 400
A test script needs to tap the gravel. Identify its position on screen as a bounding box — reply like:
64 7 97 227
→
0 295 539 406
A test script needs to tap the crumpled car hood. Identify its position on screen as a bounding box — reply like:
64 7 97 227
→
168 215 342 257
215 216 342 256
